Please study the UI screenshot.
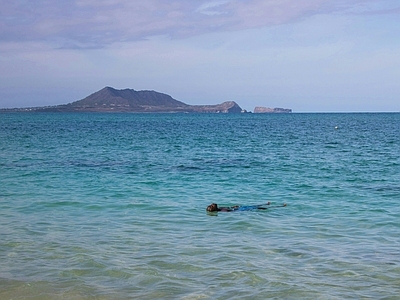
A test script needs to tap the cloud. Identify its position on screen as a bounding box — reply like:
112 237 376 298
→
1 0 398 49
197 1 230 16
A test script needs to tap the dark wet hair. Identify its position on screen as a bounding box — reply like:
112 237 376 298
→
206 203 218 212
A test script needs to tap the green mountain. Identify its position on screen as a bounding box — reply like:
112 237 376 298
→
37 87 244 113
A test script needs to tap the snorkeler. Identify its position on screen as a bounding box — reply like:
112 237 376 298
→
206 202 282 212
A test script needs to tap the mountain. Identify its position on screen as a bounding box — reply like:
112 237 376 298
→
0 87 293 113
68 87 189 111
36 87 244 113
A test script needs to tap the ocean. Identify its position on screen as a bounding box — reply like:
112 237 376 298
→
0 112 399 299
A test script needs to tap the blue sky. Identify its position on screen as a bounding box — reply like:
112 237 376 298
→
1 0 399 112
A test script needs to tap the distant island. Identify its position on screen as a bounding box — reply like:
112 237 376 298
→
254 106 292 113
0 87 292 113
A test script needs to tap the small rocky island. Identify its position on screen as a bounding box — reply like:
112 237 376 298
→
1 87 292 113
254 106 292 113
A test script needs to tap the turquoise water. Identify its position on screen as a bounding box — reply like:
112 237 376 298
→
0 112 399 299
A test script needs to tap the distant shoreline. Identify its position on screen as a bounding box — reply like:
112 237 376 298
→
0 86 292 114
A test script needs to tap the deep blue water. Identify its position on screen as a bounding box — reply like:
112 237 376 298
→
0 112 399 299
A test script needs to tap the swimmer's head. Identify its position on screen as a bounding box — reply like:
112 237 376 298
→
206 203 218 212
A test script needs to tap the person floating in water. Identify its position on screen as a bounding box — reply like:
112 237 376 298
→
206 202 285 212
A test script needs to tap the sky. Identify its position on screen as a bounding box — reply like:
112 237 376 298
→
0 0 399 112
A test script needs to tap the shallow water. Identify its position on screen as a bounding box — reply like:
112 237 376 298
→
1 112 399 299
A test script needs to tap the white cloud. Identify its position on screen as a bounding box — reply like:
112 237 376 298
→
196 1 230 15
1 0 398 49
